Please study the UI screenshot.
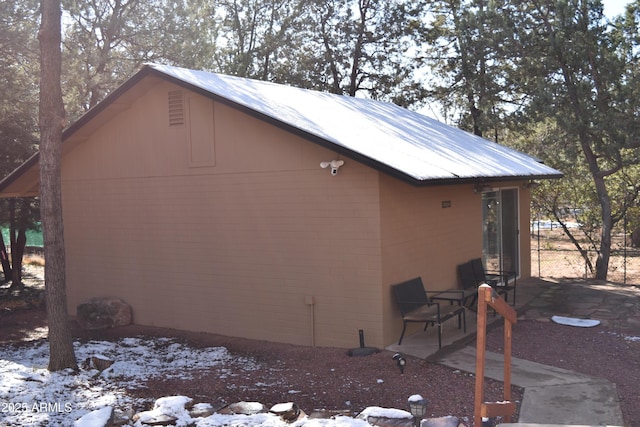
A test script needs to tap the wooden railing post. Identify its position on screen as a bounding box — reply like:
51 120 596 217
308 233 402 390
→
474 285 488 426
474 284 517 427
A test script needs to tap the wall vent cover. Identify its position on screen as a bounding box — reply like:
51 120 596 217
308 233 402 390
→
168 90 184 126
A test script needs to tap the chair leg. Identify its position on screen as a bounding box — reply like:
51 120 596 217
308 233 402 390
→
437 323 442 349
455 308 467 333
398 322 408 345
466 294 478 311
462 308 466 333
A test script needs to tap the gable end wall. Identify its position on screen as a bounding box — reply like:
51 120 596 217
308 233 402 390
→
62 82 385 348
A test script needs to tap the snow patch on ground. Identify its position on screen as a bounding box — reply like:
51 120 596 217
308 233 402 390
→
0 336 404 426
601 331 640 342
0 336 260 426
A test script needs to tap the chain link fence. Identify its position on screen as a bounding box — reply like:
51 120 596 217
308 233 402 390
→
530 221 640 285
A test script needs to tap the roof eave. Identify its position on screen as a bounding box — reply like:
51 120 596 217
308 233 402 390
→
0 152 40 196
0 66 161 198
62 66 156 141
403 172 563 187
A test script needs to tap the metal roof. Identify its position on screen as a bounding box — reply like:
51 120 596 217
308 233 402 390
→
146 64 562 185
0 64 562 196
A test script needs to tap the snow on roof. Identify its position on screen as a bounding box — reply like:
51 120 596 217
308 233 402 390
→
147 63 562 185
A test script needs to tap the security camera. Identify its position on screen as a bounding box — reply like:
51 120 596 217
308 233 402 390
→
320 160 344 176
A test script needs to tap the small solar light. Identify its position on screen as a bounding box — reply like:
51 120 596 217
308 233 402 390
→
408 395 428 427
392 352 406 374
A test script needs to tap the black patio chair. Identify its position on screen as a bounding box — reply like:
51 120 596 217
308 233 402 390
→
392 277 466 349
470 258 517 305
456 261 485 308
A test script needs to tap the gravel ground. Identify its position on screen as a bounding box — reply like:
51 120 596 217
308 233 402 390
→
2 266 637 425
119 327 521 424
0 304 519 425
3 308 638 425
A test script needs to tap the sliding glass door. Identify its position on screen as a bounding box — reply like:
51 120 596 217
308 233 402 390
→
482 189 519 276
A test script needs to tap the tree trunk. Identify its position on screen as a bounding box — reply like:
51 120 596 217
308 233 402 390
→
6 198 22 291
594 174 612 281
38 0 77 371
0 234 11 282
9 197 16 267
8 229 26 291
579 131 612 281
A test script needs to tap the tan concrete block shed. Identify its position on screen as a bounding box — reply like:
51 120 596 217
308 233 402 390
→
0 64 562 349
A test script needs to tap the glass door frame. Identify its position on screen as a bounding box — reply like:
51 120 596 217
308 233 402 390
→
481 187 520 279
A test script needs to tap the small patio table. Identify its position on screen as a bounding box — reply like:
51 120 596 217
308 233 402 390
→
430 289 477 307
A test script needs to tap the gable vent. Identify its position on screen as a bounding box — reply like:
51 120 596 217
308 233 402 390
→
168 90 184 126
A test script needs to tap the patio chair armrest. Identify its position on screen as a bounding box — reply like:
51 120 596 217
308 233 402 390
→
425 290 464 296
485 268 516 277
487 271 516 287
395 299 437 308
485 270 515 283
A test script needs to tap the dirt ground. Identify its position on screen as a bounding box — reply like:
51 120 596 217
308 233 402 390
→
531 227 640 284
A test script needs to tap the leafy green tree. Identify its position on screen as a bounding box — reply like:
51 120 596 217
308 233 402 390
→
152 0 220 70
292 0 427 105
209 0 307 79
0 0 39 166
422 0 640 280
206 0 427 105
4 199 40 290
420 0 518 138
63 0 137 115
63 0 200 120
0 198 40 290
513 120 602 273
508 0 640 280
59 0 429 113
0 0 41 285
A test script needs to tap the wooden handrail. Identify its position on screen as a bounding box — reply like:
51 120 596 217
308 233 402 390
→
474 284 517 427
